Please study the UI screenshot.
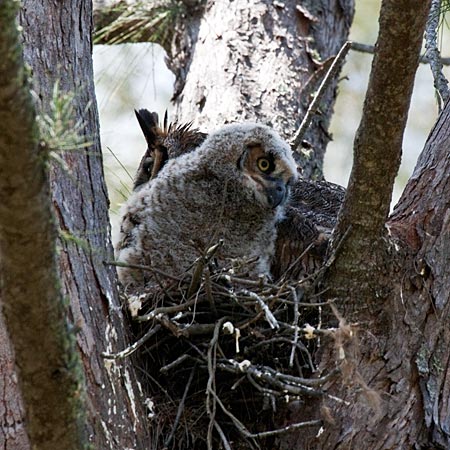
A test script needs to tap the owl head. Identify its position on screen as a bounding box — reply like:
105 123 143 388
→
196 123 298 209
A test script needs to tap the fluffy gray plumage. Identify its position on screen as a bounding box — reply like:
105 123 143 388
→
116 122 297 288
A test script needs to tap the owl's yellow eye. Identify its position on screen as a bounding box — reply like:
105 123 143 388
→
257 157 271 172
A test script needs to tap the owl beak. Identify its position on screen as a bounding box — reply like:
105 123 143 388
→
265 178 287 208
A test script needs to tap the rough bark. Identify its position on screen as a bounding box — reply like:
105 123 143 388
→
326 0 432 304
389 97 450 448
297 98 450 450
0 312 30 450
173 0 354 178
93 0 354 178
0 2 86 448
0 0 149 448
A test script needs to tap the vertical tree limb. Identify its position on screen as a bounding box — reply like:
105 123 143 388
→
0 2 87 448
327 0 432 302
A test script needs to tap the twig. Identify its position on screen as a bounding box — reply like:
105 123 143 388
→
351 41 450 66
137 297 200 322
280 241 315 282
213 422 233 450
164 365 196 448
247 373 279 397
245 337 308 354
425 0 450 108
291 41 352 151
102 325 161 359
289 287 300 367
160 354 191 373
104 259 181 281
204 265 217 315
154 313 217 338
217 360 323 397
206 318 227 450
247 419 323 439
208 389 258 443
241 290 279 329
187 240 223 298
210 388 322 440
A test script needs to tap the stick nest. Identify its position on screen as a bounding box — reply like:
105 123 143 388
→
107 251 349 450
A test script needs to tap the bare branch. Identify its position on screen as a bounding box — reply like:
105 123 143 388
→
102 325 161 359
425 0 450 107
351 41 450 66
291 41 352 151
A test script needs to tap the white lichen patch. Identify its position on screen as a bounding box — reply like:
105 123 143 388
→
303 323 315 340
144 398 156 419
127 294 145 317
124 368 139 431
222 321 234 334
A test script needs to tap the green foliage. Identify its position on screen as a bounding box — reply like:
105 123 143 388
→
37 82 92 166
95 0 185 47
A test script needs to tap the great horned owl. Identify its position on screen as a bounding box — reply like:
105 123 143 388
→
116 122 297 289
133 109 207 191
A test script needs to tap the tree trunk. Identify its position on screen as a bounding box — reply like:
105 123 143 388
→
94 0 354 178
1 0 149 448
170 0 354 180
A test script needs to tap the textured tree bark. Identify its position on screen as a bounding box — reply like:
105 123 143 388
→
298 97 450 450
0 0 148 448
389 98 450 448
0 2 86 448
326 0 432 305
0 314 30 450
93 0 354 178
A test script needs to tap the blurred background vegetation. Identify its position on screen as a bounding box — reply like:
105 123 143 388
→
93 0 449 241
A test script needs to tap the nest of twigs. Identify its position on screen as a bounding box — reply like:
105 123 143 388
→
107 247 351 450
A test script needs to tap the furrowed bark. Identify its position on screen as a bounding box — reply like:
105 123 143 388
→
303 97 450 450
93 0 355 178
18 0 148 448
326 0 432 303
389 98 450 448
0 2 86 448
171 0 354 178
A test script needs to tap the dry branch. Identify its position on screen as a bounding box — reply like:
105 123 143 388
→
291 41 352 152
351 41 450 66
425 0 450 107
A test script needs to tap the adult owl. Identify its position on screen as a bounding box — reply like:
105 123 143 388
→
116 121 298 289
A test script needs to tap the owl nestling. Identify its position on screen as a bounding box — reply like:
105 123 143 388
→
116 123 297 289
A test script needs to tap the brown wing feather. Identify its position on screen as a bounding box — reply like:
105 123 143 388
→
271 179 345 280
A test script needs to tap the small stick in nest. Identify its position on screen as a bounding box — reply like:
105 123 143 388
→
102 325 161 360
187 240 223 298
241 289 279 329
163 364 196 449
